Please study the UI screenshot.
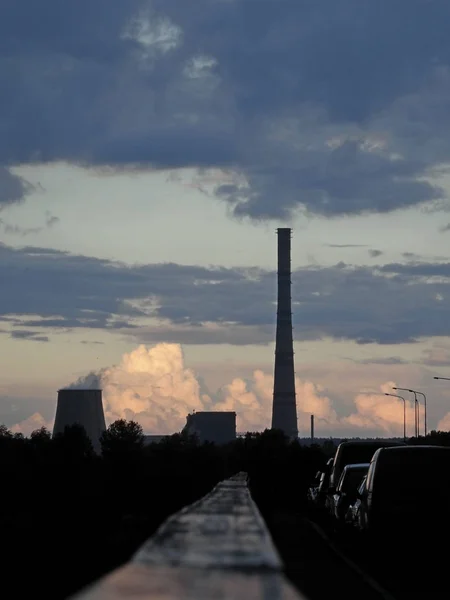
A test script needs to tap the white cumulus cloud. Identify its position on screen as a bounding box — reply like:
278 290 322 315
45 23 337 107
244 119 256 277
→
343 382 424 438
11 412 53 436
9 344 432 439
101 343 209 433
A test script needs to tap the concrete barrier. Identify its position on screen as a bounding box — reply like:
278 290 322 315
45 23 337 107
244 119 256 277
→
74 472 308 599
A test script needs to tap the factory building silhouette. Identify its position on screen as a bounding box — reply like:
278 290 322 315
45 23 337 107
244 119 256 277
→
183 411 236 444
271 228 298 440
53 389 106 453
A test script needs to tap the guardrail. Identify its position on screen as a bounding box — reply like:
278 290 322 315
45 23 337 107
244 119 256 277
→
73 471 308 599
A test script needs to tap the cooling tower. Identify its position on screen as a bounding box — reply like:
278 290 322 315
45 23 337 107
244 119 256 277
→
271 228 298 440
53 389 106 453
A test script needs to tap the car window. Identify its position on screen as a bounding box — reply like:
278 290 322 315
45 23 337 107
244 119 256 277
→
341 468 368 492
366 457 377 492
336 470 346 491
358 476 367 495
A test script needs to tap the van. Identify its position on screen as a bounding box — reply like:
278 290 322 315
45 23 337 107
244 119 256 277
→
357 445 450 538
328 440 404 492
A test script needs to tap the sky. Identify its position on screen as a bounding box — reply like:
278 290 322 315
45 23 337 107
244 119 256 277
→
4 0 450 438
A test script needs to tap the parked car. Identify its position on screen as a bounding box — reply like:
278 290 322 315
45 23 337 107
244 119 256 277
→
327 440 404 497
307 470 323 506
311 457 334 509
355 445 450 542
329 463 369 527
345 475 367 529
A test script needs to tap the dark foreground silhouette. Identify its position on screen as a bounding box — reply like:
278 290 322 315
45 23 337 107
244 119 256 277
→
0 423 322 599
1 423 449 599
262 431 450 600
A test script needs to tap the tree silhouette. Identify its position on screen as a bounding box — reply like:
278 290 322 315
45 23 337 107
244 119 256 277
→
100 419 144 460
0 424 12 438
0 420 333 599
30 426 51 443
53 423 95 461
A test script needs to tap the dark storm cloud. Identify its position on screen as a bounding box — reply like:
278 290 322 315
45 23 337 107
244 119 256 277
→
0 168 34 208
2 242 450 345
10 330 49 342
2 1 450 217
325 244 368 248
357 357 407 365
368 249 383 258
0 211 59 236
380 262 450 277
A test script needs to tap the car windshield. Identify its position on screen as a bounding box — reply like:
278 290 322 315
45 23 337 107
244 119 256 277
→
358 476 367 495
339 468 368 492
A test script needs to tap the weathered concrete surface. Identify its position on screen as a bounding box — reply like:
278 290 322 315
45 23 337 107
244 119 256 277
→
77 564 303 600
134 472 282 569
74 472 309 600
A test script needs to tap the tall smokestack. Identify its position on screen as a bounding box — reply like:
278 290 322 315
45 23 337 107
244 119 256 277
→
311 414 315 442
271 228 298 440
53 389 106 453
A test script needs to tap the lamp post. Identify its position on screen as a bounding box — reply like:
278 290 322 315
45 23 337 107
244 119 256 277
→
394 387 428 437
393 387 418 438
385 393 406 441
414 391 427 437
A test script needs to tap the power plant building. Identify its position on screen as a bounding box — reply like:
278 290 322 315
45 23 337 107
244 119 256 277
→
53 389 106 453
271 228 298 440
183 411 236 445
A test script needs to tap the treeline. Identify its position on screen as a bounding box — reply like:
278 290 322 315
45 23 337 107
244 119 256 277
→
2 421 449 599
0 422 323 599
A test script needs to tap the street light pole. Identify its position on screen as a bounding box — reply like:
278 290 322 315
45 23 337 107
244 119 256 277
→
411 391 418 438
385 393 406 441
413 392 419 438
393 387 418 438
394 387 428 437
414 391 427 437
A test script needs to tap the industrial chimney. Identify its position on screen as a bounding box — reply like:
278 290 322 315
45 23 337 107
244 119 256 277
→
271 228 298 440
53 389 106 453
311 414 315 442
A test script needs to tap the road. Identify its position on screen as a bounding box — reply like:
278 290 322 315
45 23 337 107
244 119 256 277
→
266 512 395 600
266 511 444 600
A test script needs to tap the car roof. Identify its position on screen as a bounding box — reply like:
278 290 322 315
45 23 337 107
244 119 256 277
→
342 462 370 471
378 445 450 453
337 440 404 447
372 445 450 462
